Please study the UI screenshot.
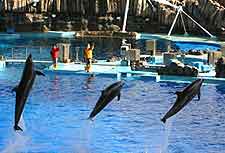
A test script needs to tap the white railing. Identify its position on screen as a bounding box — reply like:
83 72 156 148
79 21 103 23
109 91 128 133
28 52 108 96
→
0 46 86 63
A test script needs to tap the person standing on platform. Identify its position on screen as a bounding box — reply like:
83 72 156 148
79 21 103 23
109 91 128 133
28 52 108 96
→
83 43 90 63
50 44 60 69
84 42 94 72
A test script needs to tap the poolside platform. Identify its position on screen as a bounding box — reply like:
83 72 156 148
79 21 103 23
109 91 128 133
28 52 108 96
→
44 61 225 84
157 74 225 84
74 31 138 39
44 61 157 78
47 31 76 38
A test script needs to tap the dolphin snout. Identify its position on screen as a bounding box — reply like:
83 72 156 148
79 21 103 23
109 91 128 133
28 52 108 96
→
28 54 32 59
26 54 33 63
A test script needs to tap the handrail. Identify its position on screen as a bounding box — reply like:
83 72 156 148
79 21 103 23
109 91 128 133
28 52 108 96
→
5 59 52 63
0 46 86 63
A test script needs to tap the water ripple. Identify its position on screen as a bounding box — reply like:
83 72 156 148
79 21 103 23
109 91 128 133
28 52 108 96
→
0 68 225 153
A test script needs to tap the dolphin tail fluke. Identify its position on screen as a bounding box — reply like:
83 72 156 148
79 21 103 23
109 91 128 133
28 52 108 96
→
14 125 23 131
35 70 45 76
117 93 121 101
161 118 166 123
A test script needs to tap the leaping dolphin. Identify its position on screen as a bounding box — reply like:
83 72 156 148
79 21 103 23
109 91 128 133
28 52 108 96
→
88 81 124 120
12 54 45 131
161 79 204 123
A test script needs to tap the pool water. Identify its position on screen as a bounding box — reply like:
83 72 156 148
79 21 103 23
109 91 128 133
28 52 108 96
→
0 65 225 153
172 41 221 52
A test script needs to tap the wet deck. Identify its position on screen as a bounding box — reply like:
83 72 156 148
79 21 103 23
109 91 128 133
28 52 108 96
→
44 61 225 84
44 61 158 78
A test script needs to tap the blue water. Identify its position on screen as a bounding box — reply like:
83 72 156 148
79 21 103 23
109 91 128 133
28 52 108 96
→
139 33 221 52
0 65 225 153
173 41 221 52
0 33 224 152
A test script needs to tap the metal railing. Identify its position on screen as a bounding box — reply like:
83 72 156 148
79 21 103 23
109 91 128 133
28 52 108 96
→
0 45 86 63
0 46 51 60
69 46 85 62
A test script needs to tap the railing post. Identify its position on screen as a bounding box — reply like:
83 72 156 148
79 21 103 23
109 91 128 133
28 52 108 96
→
39 47 42 60
75 47 79 62
11 48 14 59
25 47 28 58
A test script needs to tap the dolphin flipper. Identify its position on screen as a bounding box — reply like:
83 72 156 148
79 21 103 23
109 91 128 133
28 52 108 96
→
117 92 121 101
35 70 45 76
161 118 166 123
12 86 18 92
14 125 23 131
175 91 183 102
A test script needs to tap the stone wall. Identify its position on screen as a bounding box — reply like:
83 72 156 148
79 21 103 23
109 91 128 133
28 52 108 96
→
216 0 225 6
0 0 224 35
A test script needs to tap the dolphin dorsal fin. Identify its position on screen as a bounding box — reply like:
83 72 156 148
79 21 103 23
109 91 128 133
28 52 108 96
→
101 90 105 95
176 91 183 97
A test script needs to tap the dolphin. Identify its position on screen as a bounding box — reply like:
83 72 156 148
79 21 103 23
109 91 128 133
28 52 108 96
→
88 81 124 119
161 79 204 123
12 54 45 131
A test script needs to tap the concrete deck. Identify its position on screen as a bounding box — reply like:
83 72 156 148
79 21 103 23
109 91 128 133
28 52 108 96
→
44 62 225 84
44 62 157 77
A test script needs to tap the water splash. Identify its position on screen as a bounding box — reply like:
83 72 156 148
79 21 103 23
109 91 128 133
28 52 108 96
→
160 119 173 153
1 115 30 153
19 115 26 131
73 120 92 153
1 132 30 153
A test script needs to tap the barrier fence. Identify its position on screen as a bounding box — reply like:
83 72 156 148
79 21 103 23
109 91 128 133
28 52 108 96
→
0 46 86 63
